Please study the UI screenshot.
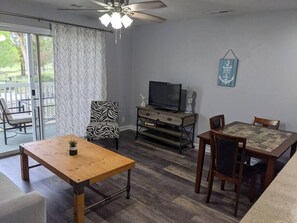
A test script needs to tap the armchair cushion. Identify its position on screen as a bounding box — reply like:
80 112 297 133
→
86 122 119 139
90 101 119 123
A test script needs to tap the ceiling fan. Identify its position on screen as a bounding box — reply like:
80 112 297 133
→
58 0 167 30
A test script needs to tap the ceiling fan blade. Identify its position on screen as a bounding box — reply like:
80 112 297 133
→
130 12 166 23
97 9 110 12
57 8 109 12
90 0 110 8
123 1 166 12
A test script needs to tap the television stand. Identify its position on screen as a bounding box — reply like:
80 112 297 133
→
135 106 198 153
154 107 178 112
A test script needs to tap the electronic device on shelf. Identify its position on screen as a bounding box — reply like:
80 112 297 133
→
148 81 182 112
144 121 156 127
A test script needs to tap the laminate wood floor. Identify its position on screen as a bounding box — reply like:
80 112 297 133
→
0 130 256 223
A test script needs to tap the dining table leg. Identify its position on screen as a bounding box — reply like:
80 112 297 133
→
290 142 297 158
264 157 276 189
195 138 206 193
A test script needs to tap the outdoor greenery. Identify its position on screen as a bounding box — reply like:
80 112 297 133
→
0 30 54 83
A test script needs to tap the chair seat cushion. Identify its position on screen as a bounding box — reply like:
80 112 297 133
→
9 113 32 125
86 122 119 139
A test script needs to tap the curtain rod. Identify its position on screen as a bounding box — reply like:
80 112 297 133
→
0 11 113 33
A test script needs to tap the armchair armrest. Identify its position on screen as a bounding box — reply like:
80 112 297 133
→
9 106 24 110
6 111 32 115
0 192 46 223
9 104 25 112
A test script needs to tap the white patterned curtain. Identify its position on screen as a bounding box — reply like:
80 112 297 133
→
52 23 107 137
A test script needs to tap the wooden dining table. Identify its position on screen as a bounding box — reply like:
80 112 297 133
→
195 121 297 193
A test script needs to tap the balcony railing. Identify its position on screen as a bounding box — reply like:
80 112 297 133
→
0 82 55 121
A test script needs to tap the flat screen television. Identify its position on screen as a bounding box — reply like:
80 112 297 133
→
149 81 182 112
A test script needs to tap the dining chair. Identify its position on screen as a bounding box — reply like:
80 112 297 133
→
206 130 258 217
208 114 225 184
209 114 225 130
252 116 284 189
253 116 280 129
0 98 32 145
85 101 119 150
246 116 280 165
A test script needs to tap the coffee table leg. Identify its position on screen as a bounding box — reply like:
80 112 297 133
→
20 146 29 181
264 157 276 189
126 169 131 199
73 185 85 223
195 138 207 194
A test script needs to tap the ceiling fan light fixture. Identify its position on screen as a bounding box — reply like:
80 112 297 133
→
121 15 133 28
99 13 111 27
111 12 122 29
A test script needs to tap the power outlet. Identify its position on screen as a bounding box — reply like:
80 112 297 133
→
121 117 126 123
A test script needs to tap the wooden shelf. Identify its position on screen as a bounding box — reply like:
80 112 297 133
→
138 131 181 147
139 124 181 137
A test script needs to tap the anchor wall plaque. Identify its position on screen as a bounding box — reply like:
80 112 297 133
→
218 49 239 87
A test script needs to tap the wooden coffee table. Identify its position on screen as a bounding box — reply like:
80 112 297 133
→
20 135 135 223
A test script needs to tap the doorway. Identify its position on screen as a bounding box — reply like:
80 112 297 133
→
0 29 56 156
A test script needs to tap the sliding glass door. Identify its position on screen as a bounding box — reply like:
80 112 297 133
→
0 29 55 155
31 34 56 140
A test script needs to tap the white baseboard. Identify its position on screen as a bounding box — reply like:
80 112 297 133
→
119 125 136 132
194 143 210 154
205 145 210 154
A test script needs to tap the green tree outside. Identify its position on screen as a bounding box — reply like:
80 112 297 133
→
0 31 19 68
0 31 54 83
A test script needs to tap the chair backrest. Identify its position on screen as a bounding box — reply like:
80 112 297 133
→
90 101 119 123
210 130 247 180
210 114 225 130
0 98 12 120
253 116 280 129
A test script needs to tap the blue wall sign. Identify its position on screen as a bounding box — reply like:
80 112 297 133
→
218 58 239 87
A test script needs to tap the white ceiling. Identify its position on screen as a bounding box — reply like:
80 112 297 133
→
21 0 297 22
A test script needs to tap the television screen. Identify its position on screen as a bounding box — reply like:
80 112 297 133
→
149 81 182 111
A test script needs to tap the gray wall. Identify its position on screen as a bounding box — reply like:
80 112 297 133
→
106 30 132 126
130 10 297 136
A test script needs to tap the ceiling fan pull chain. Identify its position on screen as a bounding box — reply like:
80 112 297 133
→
115 29 118 44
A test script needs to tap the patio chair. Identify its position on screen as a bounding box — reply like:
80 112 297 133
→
86 101 119 150
0 98 32 145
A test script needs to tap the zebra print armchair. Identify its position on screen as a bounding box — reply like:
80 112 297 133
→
86 101 119 150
